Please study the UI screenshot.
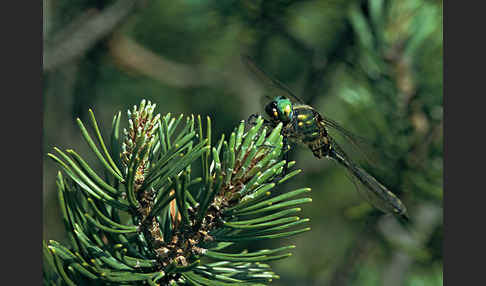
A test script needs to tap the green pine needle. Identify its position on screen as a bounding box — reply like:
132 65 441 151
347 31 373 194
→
44 99 312 285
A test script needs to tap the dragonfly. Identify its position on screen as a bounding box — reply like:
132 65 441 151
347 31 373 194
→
242 55 408 219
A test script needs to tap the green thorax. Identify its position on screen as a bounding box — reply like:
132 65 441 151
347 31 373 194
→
288 105 325 144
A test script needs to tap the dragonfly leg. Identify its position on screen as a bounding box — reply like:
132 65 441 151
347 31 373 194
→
246 113 260 125
246 113 275 134
247 113 273 125
245 113 261 132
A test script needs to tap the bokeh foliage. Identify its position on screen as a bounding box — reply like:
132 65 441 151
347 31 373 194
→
44 0 442 285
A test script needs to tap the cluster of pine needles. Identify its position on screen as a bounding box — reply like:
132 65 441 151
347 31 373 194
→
44 99 312 285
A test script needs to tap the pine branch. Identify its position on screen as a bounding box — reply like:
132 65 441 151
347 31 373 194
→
44 99 312 285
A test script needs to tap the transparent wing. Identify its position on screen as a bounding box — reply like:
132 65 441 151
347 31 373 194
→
320 114 380 168
241 55 306 104
320 115 369 145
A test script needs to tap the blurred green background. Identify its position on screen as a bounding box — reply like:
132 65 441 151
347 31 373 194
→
43 0 442 285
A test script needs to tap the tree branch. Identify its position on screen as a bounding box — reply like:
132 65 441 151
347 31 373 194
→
43 0 139 72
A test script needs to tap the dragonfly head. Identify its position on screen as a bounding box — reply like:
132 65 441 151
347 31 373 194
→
265 96 294 124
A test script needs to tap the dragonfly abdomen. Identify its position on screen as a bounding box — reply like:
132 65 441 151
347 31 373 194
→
329 147 408 216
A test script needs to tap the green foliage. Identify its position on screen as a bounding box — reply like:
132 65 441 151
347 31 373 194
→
44 100 311 285
343 0 443 203
44 0 442 284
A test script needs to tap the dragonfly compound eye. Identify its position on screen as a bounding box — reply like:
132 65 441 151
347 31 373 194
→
265 101 279 120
